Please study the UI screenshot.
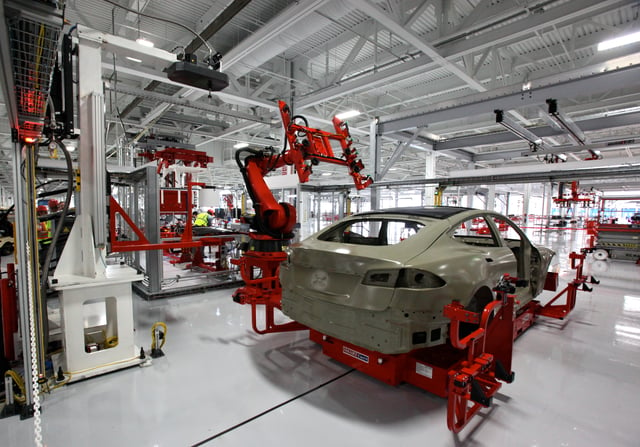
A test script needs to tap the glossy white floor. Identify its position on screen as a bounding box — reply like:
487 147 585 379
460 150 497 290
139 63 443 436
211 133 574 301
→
2 228 640 446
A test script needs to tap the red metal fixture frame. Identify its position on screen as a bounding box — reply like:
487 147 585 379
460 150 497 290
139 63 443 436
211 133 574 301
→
553 181 594 207
231 239 305 334
109 182 235 257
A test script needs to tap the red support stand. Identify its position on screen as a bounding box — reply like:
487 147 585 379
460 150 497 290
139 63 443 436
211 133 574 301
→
538 251 593 319
231 247 305 334
1 264 17 361
308 259 596 433
310 278 518 434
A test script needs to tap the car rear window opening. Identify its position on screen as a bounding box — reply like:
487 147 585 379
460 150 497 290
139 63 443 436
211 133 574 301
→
318 219 425 246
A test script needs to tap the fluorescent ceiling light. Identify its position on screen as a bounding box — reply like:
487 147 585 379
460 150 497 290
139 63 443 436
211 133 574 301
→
126 56 142 63
424 131 441 141
233 142 249 149
335 110 361 120
136 37 154 48
321 172 332 176
597 31 640 51
605 105 640 116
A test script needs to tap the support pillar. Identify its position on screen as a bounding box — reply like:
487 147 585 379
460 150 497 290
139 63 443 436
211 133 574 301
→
424 150 436 205
144 166 162 294
523 183 531 224
370 118 381 210
544 182 553 224
486 185 496 211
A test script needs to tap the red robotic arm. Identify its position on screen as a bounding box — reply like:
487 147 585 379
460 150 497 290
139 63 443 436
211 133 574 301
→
235 100 372 239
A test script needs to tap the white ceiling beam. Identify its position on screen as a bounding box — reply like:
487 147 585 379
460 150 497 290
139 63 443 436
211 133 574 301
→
448 155 640 179
378 128 422 179
119 0 335 130
195 121 264 147
330 35 368 85
378 63 640 133
404 0 432 28
105 83 268 123
373 40 640 116
347 0 485 91
102 61 278 111
298 0 629 109
223 0 333 78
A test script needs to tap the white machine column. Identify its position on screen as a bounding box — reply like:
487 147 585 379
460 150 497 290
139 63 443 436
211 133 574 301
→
544 182 553 224
369 118 381 210
51 27 145 382
523 183 531 223
486 184 496 210
77 29 107 248
424 150 436 205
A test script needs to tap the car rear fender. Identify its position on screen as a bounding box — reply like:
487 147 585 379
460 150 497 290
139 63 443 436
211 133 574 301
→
390 241 508 310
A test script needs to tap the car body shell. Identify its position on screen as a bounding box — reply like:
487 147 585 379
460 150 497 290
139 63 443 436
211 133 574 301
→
280 207 555 354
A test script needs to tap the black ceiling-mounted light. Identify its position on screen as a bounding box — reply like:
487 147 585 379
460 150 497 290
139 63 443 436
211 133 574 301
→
166 57 229 92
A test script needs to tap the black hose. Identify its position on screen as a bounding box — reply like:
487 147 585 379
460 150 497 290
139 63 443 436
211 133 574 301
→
39 139 74 352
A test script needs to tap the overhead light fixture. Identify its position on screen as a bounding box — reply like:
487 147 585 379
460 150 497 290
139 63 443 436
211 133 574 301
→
233 142 249 149
335 110 361 120
321 172 332 176
605 105 640 116
126 56 142 63
136 37 154 48
597 31 640 51
546 99 586 146
135 1 154 49
421 131 441 142
495 109 547 151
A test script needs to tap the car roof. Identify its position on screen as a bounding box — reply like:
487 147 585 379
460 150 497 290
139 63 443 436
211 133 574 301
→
355 206 475 219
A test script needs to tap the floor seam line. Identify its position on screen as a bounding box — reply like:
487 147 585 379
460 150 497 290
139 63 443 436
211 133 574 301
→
190 368 356 446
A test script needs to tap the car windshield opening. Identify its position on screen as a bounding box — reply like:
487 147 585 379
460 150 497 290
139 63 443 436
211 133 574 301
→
318 218 425 246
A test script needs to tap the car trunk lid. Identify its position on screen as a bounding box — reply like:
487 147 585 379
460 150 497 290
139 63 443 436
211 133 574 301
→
282 238 437 311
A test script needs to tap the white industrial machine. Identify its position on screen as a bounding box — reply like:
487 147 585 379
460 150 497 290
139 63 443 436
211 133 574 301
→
45 26 192 382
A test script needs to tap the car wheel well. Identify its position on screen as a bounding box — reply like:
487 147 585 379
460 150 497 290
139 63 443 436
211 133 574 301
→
458 286 495 338
466 286 494 313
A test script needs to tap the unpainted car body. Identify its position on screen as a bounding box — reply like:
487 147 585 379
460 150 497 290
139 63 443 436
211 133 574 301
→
280 207 555 354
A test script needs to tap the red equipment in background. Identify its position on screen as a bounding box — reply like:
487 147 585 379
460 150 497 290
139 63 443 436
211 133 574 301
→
585 196 640 263
553 181 594 207
139 147 213 186
232 100 372 332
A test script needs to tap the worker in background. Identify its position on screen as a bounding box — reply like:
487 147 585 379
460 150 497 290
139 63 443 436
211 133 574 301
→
37 205 51 241
207 209 215 226
193 209 210 227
